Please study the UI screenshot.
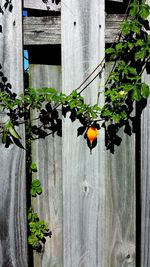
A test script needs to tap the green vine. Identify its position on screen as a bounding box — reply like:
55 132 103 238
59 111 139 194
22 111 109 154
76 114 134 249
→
0 0 150 251
0 0 150 153
28 162 52 252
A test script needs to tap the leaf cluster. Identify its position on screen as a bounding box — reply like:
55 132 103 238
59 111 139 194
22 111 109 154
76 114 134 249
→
28 207 52 252
27 162 51 252
0 0 149 153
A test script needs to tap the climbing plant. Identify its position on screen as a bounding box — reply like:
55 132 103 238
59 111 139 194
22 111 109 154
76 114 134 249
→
0 0 150 250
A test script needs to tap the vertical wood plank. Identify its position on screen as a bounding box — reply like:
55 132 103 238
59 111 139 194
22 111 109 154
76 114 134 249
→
29 64 63 267
62 1 105 266
0 1 28 266
105 64 136 267
141 2 150 265
141 71 150 267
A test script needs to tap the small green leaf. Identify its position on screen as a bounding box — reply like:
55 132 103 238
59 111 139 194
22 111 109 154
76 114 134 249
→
30 162 38 172
2 130 7 144
139 4 150 19
115 43 123 51
31 188 37 197
128 67 137 76
135 50 146 61
105 47 115 54
4 120 21 139
32 179 41 188
122 21 131 35
141 83 150 98
36 187 42 194
132 88 142 101
135 39 144 47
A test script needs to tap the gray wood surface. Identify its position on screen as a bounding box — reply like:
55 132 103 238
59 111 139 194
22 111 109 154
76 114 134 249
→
104 64 136 267
24 0 61 12
141 74 150 267
23 16 61 45
29 64 63 267
23 15 125 46
0 1 28 266
105 135 136 267
61 0 105 266
141 1 150 264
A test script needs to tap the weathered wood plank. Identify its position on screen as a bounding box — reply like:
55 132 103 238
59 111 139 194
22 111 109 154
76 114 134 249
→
24 0 61 12
0 1 28 266
105 64 136 267
62 0 105 266
29 64 63 267
23 15 125 45
141 72 150 267
23 16 61 45
141 1 150 265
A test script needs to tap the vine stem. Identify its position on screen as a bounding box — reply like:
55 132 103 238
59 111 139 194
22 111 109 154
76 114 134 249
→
74 0 132 94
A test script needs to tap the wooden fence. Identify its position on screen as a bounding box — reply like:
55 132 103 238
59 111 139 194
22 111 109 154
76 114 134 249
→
0 0 149 266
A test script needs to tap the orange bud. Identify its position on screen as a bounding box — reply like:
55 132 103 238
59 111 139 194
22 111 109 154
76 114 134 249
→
86 126 98 145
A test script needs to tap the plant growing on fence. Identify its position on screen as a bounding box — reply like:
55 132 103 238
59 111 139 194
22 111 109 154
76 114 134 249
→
0 0 150 251
0 0 150 153
28 162 52 251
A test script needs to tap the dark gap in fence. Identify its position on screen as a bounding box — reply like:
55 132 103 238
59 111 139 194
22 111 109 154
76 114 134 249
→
28 9 60 17
105 0 130 14
23 50 34 267
26 45 61 65
135 100 146 266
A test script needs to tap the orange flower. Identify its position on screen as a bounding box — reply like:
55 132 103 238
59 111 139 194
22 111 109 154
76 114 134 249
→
86 126 98 145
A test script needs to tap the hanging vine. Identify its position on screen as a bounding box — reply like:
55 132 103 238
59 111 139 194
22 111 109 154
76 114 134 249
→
0 0 150 251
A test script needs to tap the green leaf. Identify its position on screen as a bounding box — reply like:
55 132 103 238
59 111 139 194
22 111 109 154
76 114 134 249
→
135 50 146 61
139 4 150 19
135 39 144 47
36 187 42 194
28 235 39 247
30 162 38 172
131 22 141 34
141 83 150 98
2 130 7 144
32 179 41 188
132 88 142 101
4 120 21 139
105 47 115 54
115 43 123 51
129 1 139 16
31 188 37 197
128 67 137 76
112 113 121 123
122 21 131 35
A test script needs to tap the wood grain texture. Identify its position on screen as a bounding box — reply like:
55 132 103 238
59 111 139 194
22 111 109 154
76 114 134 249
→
0 1 28 266
29 64 63 267
105 15 126 43
23 16 61 45
105 64 136 267
141 2 150 265
24 0 61 12
23 15 125 45
141 73 150 267
62 0 105 266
